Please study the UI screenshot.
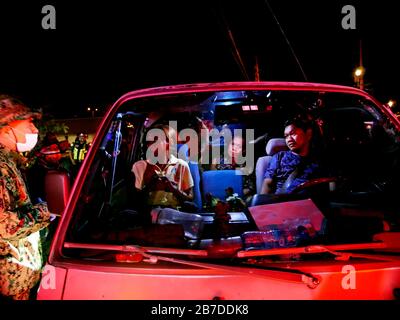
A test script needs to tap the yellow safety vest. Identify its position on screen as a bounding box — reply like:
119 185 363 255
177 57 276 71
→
72 144 87 162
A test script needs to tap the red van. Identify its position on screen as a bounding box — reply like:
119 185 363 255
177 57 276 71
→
38 82 400 299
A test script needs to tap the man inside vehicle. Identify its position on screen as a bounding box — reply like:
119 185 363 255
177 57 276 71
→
131 124 195 211
260 116 322 194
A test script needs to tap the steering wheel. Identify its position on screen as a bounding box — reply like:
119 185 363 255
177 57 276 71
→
291 177 338 194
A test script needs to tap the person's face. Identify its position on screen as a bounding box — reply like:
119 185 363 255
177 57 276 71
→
3 119 39 152
228 136 244 161
284 124 311 154
9 119 38 144
147 129 170 148
146 127 173 163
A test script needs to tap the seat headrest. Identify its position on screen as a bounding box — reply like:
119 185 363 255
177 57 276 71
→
177 143 189 161
266 138 287 155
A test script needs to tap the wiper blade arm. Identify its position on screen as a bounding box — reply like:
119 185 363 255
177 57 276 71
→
64 242 208 257
64 242 319 288
237 242 394 260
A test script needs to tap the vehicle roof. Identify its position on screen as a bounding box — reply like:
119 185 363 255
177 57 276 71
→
108 81 398 129
117 81 372 101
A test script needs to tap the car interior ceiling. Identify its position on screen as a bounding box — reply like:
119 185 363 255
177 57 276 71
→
64 90 400 258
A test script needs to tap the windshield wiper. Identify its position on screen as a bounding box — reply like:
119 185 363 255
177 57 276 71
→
237 241 400 261
64 242 208 257
64 242 320 288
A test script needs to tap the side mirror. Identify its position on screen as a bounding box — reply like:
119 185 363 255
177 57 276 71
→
44 170 71 215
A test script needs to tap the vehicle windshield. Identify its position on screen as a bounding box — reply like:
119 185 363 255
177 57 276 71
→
63 89 400 264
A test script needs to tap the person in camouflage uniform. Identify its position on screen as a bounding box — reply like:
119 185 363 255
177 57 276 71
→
0 95 50 300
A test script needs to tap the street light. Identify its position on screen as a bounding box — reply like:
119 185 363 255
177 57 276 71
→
353 66 365 90
354 68 363 77
388 100 396 108
87 107 95 118
87 106 101 118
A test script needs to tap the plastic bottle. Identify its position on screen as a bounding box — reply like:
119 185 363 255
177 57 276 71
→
242 225 289 250
282 218 314 247
241 219 316 250
152 208 204 240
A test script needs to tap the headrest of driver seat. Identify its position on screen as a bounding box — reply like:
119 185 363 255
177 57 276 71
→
266 138 288 155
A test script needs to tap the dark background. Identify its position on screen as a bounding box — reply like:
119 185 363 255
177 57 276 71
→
0 0 398 117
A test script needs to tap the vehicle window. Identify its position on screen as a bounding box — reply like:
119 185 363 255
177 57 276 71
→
319 94 400 188
67 112 145 242
63 90 400 262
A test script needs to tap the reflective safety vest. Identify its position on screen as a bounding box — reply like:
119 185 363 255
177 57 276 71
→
72 143 87 162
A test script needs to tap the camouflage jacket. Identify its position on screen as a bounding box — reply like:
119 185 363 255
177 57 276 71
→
0 145 50 299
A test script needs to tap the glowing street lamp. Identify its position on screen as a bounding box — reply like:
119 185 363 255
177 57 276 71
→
387 100 396 108
353 66 365 90
354 68 363 77
87 107 96 118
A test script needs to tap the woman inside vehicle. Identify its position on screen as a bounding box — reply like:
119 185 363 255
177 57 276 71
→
208 133 256 207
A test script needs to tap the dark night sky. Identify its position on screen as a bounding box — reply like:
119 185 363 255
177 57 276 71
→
0 0 399 117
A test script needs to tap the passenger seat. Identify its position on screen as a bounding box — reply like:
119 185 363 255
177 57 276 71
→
202 169 243 201
255 138 288 193
177 144 202 210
